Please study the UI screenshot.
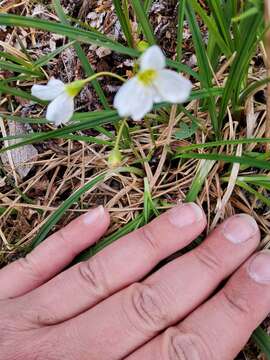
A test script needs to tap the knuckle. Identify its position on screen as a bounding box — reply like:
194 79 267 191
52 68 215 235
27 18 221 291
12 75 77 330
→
162 327 213 360
77 256 108 298
139 225 160 254
222 287 251 317
26 304 59 326
194 245 220 273
123 283 169 334
16 255 41 282
55 229 76 258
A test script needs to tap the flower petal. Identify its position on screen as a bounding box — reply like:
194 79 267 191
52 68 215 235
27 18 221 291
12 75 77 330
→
31 78 65 100
46 93 74 125
140 45 166 71
114 77 155 121
153 93 163 103
154 69 192 103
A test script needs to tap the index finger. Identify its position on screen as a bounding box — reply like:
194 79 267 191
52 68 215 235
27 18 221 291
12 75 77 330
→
0 206 109 299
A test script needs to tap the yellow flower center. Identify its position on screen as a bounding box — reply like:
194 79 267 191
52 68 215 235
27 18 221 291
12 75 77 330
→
65 80 86 97
137 69 157 86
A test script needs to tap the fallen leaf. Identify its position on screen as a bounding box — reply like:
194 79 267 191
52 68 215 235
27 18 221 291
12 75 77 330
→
1 121 38 179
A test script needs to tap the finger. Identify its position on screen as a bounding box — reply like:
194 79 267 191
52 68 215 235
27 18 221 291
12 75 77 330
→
128 250 270 360
22 202 206 324
0 206 109 299
54 214 260 360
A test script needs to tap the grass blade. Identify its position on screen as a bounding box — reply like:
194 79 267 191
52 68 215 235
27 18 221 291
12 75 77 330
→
0 112 121 154
218 9 263 123
185 2 219 137
31 166 142 248
177 0 186 61
207 0 234 51
0 14 138 56
0 14 197 78
190 0 232 57
75 213 146 262
52 0 109 109
175 152 270 171
33 41 75 68
144 0 153 13
0 60 42 76
176 137 270 152
113 0 134 47
186 159 216 202
0 82 46 103
252 327 270 360
31 171 108 247
130 0 156 45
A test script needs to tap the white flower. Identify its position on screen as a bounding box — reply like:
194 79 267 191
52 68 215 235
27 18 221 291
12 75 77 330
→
113 45 192 121
31 78 83 126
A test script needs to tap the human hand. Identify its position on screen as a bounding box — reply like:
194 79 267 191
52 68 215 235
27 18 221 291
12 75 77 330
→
0 203 269 360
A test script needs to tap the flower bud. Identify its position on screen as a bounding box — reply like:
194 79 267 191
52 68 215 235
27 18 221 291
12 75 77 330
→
137 40 149 52
108 147 122 168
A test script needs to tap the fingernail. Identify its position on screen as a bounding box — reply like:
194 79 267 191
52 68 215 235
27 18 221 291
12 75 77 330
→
222 214 258 244
168 203 204 229
248 250 270 284
83 206 105 225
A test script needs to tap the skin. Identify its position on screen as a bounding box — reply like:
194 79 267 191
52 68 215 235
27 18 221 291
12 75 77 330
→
0 202 270 360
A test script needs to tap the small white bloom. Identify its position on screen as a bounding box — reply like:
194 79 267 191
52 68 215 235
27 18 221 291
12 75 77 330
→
31 78 83 126
114 45 192 121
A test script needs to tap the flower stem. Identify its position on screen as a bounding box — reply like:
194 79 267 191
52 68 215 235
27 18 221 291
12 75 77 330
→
108 119 127 167
83 71 126 85
115 119 126 149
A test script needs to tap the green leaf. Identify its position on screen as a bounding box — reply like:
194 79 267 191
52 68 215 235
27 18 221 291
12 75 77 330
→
185 3 219 137
252 327 270 359
0 14 198 78
75 213 146 262
177 0 186 61
52 0 109 109
31 166 143 248
143 0 153 13
33 41 76 67
0 82 46 103
239 77 270 104
175 121 198 140
176 137 270 152
218 5 263 123
0 50 32 67
31 171 108 247
190 0 232 57
0 14 138 56
0 60 42 76
234 180 270 207
175 152 270 171
186 159 216 202
130 0 156 45
113 0 134 47
207 0 234 51
143 177 159 223
0 112 121 154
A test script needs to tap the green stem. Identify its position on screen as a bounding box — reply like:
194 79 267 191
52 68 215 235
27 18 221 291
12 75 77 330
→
115 119 126 149
84 71 126 85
